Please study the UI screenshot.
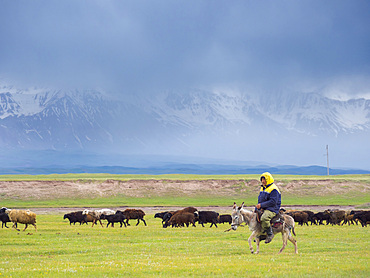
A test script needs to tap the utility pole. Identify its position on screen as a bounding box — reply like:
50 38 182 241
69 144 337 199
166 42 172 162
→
326 145 329 176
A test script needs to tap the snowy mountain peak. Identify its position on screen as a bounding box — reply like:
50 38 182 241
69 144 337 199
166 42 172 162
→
0 92 21 119
0 85 369 160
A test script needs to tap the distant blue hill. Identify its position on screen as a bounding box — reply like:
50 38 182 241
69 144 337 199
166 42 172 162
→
1 164 369 175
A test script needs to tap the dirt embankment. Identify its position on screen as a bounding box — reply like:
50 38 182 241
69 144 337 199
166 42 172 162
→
0 179 248 200
1 179 368 199
0 179 368 214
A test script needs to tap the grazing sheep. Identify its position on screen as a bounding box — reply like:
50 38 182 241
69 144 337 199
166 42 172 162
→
287 211 309 226
0 207 8 213
100 213 127 228
83 214 97 225
194 210 219 227
6 209 37 232
353 211 370 227
0 212 13 228
303 210 316 225
218 214 232 225
164 212 196 228
161 212 175 225
162 207 198 227
313 212 330 225
324 209 346 225
96 208 116 215
350 210 363 215
154 211 172 224
63 211 87 225
82 209 116 227
0 207 17 229
82 209 99 227
174 207 198 214
154 212 166 219
117 209 146 226
342 212 358 226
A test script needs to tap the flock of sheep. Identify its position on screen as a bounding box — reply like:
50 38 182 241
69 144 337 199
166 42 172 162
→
0 206 232 231
283 209 369 227
1 206 369 232
64 207 231 229
64 208 147 227
63 207 370 228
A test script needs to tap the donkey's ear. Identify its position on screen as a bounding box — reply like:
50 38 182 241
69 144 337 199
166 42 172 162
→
241 202 245 209
233 202 237 210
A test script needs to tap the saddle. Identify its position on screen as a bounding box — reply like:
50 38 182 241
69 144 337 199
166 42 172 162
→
256 209 285 228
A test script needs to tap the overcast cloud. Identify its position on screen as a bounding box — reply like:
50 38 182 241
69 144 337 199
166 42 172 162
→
1 0 370 98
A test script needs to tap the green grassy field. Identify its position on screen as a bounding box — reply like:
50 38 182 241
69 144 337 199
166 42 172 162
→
0 214 369 277
0 174 369 277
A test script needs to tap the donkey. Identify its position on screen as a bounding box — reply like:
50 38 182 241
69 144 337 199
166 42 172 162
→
231 202 298 254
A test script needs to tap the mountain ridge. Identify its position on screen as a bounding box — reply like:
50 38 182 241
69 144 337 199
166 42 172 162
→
1 85 369 170
1 163 369 175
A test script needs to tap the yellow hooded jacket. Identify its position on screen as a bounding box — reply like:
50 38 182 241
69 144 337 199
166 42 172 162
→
258 172 281 214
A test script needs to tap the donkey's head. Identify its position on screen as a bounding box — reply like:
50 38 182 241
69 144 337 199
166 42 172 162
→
231 202 245 230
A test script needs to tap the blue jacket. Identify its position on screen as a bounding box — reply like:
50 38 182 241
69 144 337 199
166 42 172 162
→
258 172 281 214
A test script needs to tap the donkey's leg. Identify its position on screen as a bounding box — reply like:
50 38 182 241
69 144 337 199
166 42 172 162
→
278 231 288 254
255 236 260 254
248 231 259 254
287 233 298 254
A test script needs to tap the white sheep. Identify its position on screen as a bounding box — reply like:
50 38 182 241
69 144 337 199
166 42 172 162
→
96 209 116 215
82 209 115 227
6 209 37 232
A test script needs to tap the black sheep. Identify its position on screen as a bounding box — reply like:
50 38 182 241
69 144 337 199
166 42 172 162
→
116 209 146 226
154 211 172 224
313 212 331 225
100 213 127 228
0 212 12 228
163 212 196 228
162 207 197 227
303 210 317 225
154 212 166 219
194 211 219 228
218 214 232 224
63 211 87 225
353 211 370 227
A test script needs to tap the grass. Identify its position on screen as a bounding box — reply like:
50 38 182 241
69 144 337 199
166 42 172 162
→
1 174 369 276
0 214 369 277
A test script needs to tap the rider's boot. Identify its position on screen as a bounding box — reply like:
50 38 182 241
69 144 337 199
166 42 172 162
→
264 226 274 244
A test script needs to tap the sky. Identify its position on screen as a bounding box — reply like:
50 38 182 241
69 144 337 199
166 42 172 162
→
1 0 370 99
0 1 370 170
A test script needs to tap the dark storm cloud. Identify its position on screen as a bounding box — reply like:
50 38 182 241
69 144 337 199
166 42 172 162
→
0 0 369 96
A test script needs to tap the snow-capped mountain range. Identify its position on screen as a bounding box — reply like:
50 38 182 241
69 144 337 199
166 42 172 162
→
1 84 369 169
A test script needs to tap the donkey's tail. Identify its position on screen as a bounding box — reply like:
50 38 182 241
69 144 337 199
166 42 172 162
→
286 223 296 237
291 226 296 236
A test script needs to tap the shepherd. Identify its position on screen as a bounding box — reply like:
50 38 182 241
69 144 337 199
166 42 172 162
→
255 172 281 243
